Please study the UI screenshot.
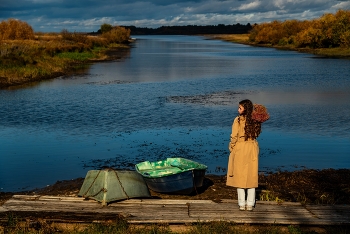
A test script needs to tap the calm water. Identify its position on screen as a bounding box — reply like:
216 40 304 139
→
1 35 350 192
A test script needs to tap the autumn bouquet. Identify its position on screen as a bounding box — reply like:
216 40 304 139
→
252 104 270 123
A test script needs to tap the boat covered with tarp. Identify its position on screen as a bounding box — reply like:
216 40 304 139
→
78 168 151 205
135 157 207 194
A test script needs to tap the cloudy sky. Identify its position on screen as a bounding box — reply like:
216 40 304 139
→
1 0 349 32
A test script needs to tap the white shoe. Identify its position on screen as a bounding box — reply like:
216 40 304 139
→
239 206 245 211
246 205 253 211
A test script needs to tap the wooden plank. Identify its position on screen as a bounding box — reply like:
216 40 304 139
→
1 200 180 224
220 199 303 206
3 202 188 215
0 207 7 212
1 195 350 225
187 202 349 225
304 205 350 224
3 197 191 221
10 195 215 205
12 195 81 200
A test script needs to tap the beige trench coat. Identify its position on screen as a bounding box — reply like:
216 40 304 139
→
226 116 259 188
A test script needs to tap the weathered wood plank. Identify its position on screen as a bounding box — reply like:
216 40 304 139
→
1 196 350 225
306 205 350 219
188 202 350 225
11 195 214 204
3 197 191 222
0 207 7 212
3 203 189 216
220 199 303 206
115 199 215 205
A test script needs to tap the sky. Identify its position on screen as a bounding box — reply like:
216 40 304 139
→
1 0 350 32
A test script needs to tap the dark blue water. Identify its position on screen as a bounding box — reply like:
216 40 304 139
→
1 35 350 192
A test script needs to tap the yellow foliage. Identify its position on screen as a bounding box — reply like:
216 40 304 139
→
250 9 350 48
102 26 131 44
0 18 35 40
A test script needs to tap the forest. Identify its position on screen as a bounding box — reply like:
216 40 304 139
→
120 24 252 35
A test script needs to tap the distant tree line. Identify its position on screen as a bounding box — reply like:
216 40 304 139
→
249 9 350 48
120 24 252 35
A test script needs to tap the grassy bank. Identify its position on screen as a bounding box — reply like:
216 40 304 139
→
208 34 350 58
0 36 130 88
0 19 131 88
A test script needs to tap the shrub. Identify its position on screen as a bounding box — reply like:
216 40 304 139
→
61 29 90 44
0 18 35 40
102 26 131 43
100 23 113 33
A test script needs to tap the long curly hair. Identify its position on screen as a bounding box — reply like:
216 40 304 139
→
238 99 262 140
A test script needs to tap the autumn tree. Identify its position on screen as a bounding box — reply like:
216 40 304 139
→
102 26 131 43
332 10 350 47
100 23 113 34
249 9 350 48
0 18 35 40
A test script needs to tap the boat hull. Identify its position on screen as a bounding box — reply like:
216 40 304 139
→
78 169 151 205
143 169 206 194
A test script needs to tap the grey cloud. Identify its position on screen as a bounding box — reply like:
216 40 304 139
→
1 0 348 32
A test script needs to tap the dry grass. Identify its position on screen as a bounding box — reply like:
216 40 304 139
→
259 169 350 205
2 218 349 233
311 47 350 58
0 27 130 88
0 18 132 88
209 34 250 43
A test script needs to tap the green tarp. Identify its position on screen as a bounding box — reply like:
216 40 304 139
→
135 157 208 178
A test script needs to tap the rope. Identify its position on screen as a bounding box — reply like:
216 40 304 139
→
88 188 107 198
82 169 129 200
113 169 130 199
82 170 102 197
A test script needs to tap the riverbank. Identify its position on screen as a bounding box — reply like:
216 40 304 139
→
1 169 350 233
0 42 131 89
206 34 350 58
1 168 349 206
0 24 132 89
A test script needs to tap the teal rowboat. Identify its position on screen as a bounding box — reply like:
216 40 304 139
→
135 157 207 194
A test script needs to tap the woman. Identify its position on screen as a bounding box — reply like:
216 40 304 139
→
226 99 269 211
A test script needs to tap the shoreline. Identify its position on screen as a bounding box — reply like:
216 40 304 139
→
0 44 131 89
204 34 350 59
1 169 349 232
1 168 350 206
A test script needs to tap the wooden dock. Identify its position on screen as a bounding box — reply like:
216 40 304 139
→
1 195 350 226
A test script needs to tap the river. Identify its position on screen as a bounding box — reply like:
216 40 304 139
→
1 35 349 192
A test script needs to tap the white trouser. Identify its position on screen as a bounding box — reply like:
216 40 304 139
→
237 188 255 207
